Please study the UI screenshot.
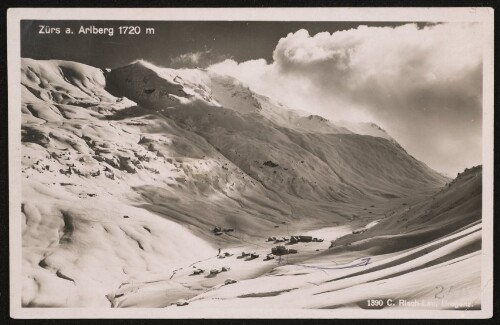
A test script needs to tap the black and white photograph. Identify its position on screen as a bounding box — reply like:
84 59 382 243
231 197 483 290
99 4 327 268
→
7 7 494 319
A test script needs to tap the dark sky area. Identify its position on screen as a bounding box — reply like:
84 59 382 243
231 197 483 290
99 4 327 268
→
22 20 414 68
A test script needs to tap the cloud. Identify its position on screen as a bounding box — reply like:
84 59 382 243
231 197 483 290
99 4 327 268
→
170 50 231 69
208 23 483 176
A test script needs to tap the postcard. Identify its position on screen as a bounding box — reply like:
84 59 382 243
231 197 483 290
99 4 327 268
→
7 7 494 319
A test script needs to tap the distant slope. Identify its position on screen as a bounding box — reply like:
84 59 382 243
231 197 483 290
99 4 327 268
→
106 60 448 201
331 165 482 254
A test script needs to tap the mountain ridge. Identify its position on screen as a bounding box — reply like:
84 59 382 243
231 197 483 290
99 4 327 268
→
20 58 464 308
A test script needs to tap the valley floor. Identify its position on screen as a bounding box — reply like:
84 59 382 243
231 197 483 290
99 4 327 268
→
107 218 481 311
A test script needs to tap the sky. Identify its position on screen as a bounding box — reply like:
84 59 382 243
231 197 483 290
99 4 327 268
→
21 20 483 177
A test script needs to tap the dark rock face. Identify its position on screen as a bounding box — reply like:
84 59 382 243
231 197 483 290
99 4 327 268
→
263 161 279 167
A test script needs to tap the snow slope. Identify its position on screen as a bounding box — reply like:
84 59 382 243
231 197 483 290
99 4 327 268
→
108 166 482 310
19 58 471 309
106 60 448 201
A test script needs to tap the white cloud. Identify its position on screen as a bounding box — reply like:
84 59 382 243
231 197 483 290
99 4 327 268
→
170 50 231 69
208 23 483 176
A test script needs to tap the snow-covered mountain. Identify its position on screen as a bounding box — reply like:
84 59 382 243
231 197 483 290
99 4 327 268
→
20 58 480 309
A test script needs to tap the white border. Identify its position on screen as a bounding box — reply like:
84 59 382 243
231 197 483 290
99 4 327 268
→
7 7 494 319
